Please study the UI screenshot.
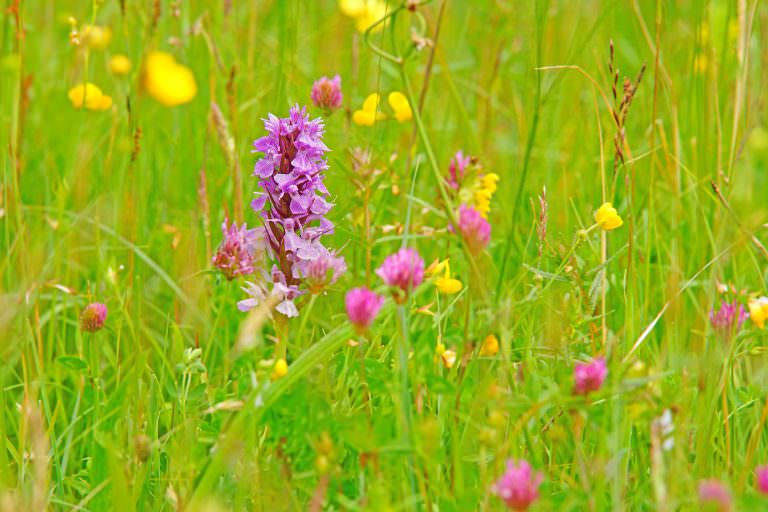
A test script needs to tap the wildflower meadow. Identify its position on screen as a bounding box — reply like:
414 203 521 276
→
3 0 768 510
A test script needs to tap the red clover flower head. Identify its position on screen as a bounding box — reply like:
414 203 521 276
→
80 302 108 333
345 287 384 333
376 247 424 302
573 357 607 396
458 204 491 253
492 459 543 511
709 300 748 335
299 248 347 294
310 75 343 113
698 479 732 510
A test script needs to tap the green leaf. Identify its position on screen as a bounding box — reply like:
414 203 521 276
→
56 356 88 371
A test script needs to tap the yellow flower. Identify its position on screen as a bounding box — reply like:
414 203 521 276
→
428 259 462 294
339 0 387 33
435 276 462 294
109 54 132 75
68 83 113 111
81 24 112 49
271 358 288 380
426 258 448 277
748 297 768 329
441 349 457 369
480 173 499 193
352 93 385 126
463 172 499 218
387 91 412 122
479 334 499 357
594 202 623 230
339 0 367 17
142 51 197 107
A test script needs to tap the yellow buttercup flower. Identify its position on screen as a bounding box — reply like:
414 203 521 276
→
479 334 499 357
748 297 768 329
271 358 288 380
594 202 623 230
339 0 387 33
142 51 197 107
110 54 132 75
353 93 385 126
68 83 113 111
387 91 412 122
81 24 112 49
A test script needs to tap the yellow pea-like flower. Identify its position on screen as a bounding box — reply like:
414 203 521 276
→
748 297 768 329
479 334 499 357
271 358 288 381
352 93 385 126
142 51 197 107
428 259 462 295
109 54 132 75
68 83 112 111
388 91 412 122
435 276 462 294
594 202 623 231
469 173 499 218
481 173 500 193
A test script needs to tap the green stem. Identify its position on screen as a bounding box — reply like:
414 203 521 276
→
396 304 419 508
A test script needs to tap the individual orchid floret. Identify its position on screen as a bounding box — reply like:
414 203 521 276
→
492 459 543 511
212 219 263 280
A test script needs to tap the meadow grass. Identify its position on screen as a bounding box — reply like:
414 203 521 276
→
2 0 768 510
